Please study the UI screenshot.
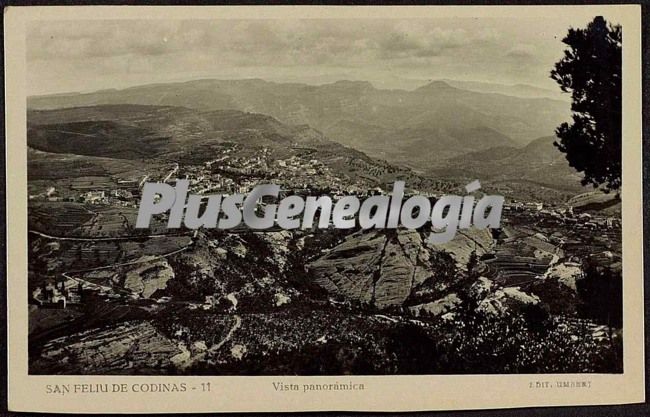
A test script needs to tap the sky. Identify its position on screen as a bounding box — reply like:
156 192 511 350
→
26 15 616 96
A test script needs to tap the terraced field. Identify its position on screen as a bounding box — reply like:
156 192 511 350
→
29 202 94 234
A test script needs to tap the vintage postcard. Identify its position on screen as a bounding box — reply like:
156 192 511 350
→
4 4 644 413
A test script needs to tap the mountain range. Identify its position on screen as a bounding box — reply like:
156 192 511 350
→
28 78 571 170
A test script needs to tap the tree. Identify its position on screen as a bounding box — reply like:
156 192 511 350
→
551 16 622 192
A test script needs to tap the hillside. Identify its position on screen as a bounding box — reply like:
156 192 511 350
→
27 104 465 200
568 191 621 214
429 136 587 198
440 79 568 101
27 120 166 160
27 105 332 160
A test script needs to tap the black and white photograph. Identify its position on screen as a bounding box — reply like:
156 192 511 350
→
23 12 627 379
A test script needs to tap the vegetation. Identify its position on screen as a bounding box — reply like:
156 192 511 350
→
551 16 622 192
577 259 623 328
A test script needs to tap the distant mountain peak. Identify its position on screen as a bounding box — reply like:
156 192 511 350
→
414 80 458 93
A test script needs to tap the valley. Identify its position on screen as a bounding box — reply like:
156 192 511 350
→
27 87 621 375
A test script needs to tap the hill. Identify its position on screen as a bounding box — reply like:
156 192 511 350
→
440 79 568 101
27 104 461 197
428 136 588 200
27 105 331 160
568 191 621 214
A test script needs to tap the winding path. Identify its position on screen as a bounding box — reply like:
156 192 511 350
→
29 229 190 242
171 314 242 371
57 232 196 292
208 315 242 353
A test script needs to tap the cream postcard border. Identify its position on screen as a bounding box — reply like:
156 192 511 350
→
4 5 644 413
